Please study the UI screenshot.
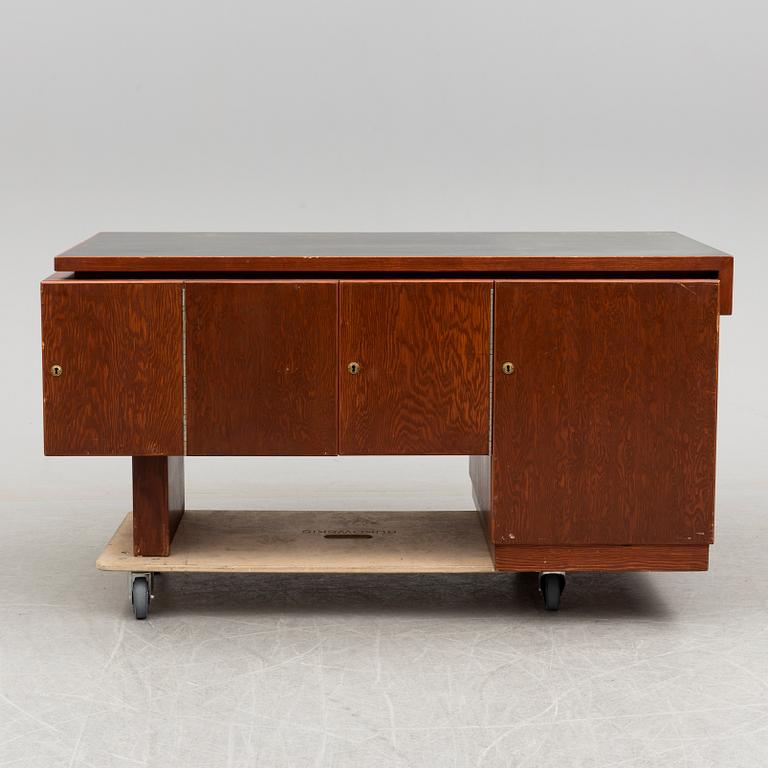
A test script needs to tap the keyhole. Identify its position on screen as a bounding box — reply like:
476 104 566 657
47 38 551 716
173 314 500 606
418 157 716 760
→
50 364 63 377
347 362 361 374
502 362 515 375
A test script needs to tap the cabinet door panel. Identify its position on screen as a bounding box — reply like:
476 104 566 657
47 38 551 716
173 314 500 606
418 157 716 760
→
186 281 337 455
42 281 183 455
339 280 491 454
492 280 719 546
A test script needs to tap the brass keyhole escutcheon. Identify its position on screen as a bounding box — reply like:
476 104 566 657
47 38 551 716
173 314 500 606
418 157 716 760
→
50 364 63 377
347 361 361 375
501 362 515 375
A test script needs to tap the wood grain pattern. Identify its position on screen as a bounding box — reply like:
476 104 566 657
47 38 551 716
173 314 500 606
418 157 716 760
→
339 281 491 454
132 456 185 556
41 281 183 455
53 233 733 315
492 280 719 547
494 545 709 571
185 281 337 455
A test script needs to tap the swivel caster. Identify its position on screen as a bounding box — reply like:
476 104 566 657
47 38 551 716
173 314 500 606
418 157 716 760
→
539 572 565 611
129 572 154 620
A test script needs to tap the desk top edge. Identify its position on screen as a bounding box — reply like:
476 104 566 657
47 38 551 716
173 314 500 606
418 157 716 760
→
52 232 733 314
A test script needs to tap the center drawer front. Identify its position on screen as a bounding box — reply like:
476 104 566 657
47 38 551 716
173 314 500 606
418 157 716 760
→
185 281 338 456
338 280 492 455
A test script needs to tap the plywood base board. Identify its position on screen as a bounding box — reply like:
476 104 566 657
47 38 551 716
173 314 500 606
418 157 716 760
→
97 509 496 573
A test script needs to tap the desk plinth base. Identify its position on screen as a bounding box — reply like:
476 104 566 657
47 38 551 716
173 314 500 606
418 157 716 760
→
98 509 711 575
493 544 709 572
97 510 711 618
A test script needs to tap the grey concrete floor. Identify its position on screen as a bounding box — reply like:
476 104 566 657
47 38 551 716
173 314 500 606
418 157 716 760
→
1 483 767 767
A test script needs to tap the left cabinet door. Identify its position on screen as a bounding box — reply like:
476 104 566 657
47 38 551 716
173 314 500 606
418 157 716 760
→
185 281 338 455
42 280 184 455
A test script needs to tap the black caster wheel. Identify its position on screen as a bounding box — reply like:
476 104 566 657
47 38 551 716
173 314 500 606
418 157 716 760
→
539 572 565 611
131 575 150 620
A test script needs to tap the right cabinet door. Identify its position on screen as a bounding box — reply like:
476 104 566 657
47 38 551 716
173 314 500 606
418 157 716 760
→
492 280 719 546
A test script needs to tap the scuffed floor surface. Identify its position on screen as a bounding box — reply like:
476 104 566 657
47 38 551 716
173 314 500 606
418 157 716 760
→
1 486 767 767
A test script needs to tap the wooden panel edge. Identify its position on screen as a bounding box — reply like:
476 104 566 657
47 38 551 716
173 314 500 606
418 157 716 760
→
718 255 734 315
54 253 731 276
167 456 185 545
469 455 493 553
494 545 709 572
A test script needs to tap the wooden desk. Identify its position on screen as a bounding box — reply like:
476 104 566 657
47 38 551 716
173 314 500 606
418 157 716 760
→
41 232 733 614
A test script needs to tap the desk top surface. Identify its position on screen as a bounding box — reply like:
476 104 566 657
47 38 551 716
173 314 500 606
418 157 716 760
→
59 231 726 260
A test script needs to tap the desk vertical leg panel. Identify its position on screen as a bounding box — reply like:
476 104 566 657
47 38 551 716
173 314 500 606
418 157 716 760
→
132 456 185 556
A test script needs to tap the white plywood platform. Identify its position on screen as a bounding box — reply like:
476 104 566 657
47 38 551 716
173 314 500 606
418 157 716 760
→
97 510 495 573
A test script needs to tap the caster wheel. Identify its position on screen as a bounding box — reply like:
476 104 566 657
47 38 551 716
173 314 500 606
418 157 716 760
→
540 572 565 611
131 576 150 620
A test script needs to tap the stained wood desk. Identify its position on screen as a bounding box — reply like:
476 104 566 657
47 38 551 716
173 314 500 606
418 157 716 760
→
41 232 733 615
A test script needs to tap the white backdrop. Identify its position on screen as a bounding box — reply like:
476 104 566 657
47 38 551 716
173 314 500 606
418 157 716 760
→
1 0 765 506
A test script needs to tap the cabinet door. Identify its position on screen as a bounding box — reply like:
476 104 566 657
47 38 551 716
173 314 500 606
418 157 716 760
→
339 280 491 454
42 280 183 455
186 281 337 455
492 280 719 546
